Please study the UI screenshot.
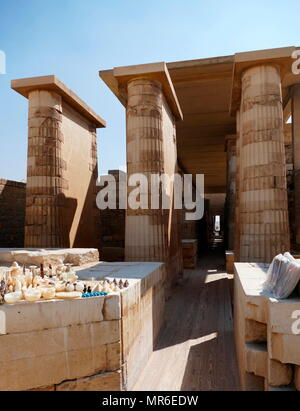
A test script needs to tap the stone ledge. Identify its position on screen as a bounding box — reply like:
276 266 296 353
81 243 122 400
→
0 248 99 266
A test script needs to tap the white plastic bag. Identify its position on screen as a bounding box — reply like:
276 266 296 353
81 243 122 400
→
262 252 300 299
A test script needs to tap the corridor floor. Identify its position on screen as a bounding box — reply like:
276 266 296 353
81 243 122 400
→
133 251 240 391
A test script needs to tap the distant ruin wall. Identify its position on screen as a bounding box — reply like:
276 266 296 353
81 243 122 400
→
0 179 26 247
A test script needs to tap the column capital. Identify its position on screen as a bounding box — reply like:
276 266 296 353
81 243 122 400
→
230 46 299 115
11 75 106 128
100 62 183 120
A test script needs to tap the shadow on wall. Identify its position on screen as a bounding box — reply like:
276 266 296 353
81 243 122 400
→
0 180 26 247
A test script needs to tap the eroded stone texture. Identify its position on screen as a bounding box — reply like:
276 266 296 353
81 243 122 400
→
238 65 290 262
55 371 122 391
0 247 99 266
235 262 300 391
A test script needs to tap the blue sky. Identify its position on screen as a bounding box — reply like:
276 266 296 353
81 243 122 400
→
0 0 299 181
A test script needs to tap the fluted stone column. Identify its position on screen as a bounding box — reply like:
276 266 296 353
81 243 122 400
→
225 135 237 250
125 78 167 262
25 90 67 247
292 85 300 249
239 65 290 262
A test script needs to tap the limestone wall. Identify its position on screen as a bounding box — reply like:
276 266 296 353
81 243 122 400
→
0 180 26 248
12 76 105 250
234 263 300 391
0 295 121 391
0 260 165 391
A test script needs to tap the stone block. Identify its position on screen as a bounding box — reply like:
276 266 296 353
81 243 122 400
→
269 299 300 335
103 294 121 320
55 371 122 391
0 328 65 362
106 342 121 371
0 297 104 335
268 359 293 387
245 319 267 343
28 385 55 391
271 333 300 366
295 366 300 391
0 352 68 391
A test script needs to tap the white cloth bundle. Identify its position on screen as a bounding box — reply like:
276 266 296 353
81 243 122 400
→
263 252 300 299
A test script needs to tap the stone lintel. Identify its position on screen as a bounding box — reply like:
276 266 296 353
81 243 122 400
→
100 62 183 120
230 46 299 115
11 75 106 128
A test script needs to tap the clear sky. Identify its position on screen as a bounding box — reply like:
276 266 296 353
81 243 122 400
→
0 0 299 181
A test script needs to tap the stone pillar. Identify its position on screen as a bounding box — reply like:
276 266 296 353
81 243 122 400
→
239 65 290 262
25 90 67 247
225 135 237 250
125 78 167 262
12 75 105 249
234 111 241 261
292 85 300 249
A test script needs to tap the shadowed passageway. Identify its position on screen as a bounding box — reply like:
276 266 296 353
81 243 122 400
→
133 251 240 391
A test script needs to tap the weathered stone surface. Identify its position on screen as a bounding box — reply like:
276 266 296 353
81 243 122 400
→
28 385 55 391
0 297 104 335
55 371 122 391
226 251 235 274
0 352 68 391
245 320 267 343
106 342 121 371
0 180 26 248
0 248 99 266
268 299 300 335
238 65 290 263
125 73 183 290
271 333 300 366
295 366 300 391
268 359 293 387
235 262 300 391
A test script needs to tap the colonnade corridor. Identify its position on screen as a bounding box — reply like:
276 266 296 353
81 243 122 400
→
133 250 240 391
